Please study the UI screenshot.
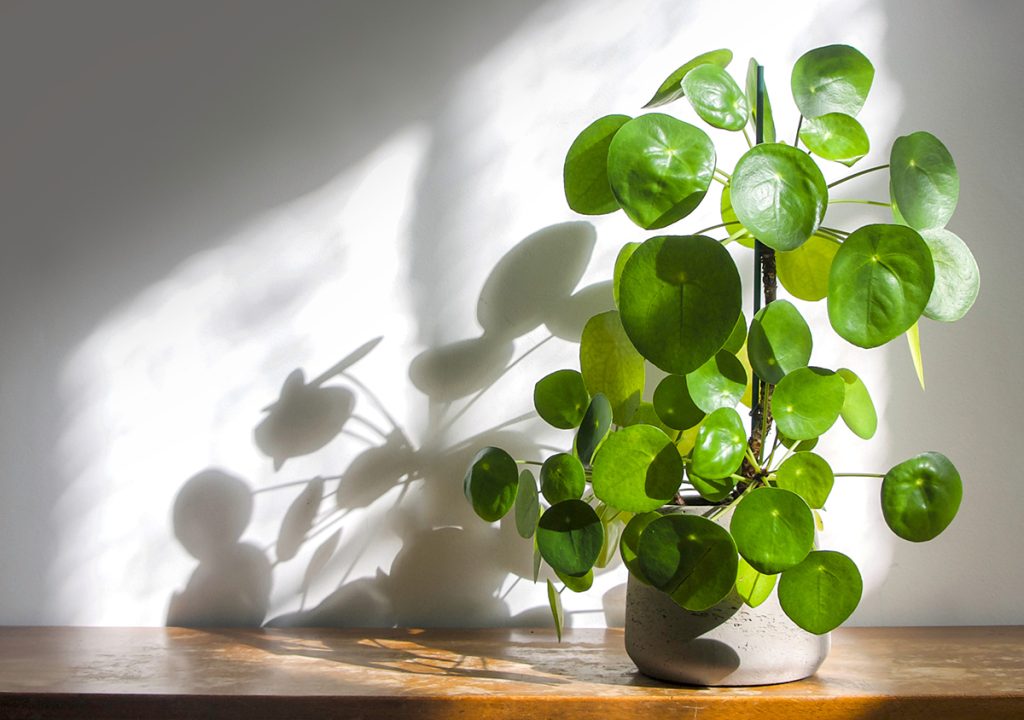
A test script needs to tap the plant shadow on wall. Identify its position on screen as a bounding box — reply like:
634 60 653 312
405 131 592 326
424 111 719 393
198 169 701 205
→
167 221 621 629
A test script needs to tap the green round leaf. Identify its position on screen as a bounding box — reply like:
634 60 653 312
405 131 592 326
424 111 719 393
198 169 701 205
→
464 447 519 522
775 452 835 509
534 369 590 429
890 131 958 230
644 48 734 108
881 451 962 542
799 112 869 166
731 487 814 574
720 184 755 248
779 550 863 634
920 228 980 322
556 567 594 593
575 393 612 465
613 242 641 308
515 469 540 539
681 64 749 131
626 402 671 436
748 299 812 385
837 368 877 439
687 471 736 503
736 555 777 608
541 453 586 504
828 224 935 348
607 114 716 230
777 234 838 302
653 374 705 431
772 367 845 441
731 144 828 251
620 511 661 585
746 57 776 143
591 425 683 513
563 114 631 215
537 499 603 577
791 44 874 118
690 407 746 480
637 513 738 611
619 235 742 374
581 311 645 425
686 350 747 412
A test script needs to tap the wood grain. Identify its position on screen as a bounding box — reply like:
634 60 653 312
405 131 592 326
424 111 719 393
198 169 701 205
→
0 626 1021 718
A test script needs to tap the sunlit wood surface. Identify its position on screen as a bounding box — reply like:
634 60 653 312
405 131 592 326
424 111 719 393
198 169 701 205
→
0 626 1021 718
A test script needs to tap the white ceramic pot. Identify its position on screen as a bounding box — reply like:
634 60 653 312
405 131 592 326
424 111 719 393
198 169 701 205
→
623 505 830 686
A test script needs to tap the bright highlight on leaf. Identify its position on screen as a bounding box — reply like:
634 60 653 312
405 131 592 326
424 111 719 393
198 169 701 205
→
563 114 631 215
779 550 863 634
731 487 815 574
580 311 644 425
681 64 749 131
889 131 959 230
791 44 874 118
644 48 734 108
592 425 683 513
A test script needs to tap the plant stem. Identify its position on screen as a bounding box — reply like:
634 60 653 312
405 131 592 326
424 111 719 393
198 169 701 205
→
793 115 804 147
695 221 731 236
715 167 732 180
742 126 754 149
827 163 889 189
744 446 763 474
830 199 891 207
721 226 750 246
820 225 850 236
712 174 729 186
516 459 544 467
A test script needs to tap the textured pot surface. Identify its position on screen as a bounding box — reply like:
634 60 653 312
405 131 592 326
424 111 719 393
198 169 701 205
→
623 506 830 686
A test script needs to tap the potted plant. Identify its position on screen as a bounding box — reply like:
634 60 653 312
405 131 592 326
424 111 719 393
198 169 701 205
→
463 44 977 685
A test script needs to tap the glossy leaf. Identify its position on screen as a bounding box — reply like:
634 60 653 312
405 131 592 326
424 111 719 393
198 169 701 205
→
637 513 738 611
534 369 590 430
745 57 776 143
644 48 734 108
688 471 736 503
690 407 747 480
748 299 812 384
620 511 660 585
777 234 838 302
799 112 869 166
653 374 705 431
537 499 603 577
687 351 747 413
735 556 776 608
772 367 845 441
591 425 683 513
541 453 586 504
720 185 755 248
775 452 835 509
779 550 863 634
731 144 828 251
556 568 594 593
837 368 877 439
575 393 612 465
890 131 958 230
580 311 645 425
613 242 641 308
563 114 631 215
920 228 980 322
515 469 540 539
464 447 519 522
619 235 742 374
607 114 716 229
791 44 874 118
681 63 749 131
907 322 926 390
546 579 564 641
881 452 962 542
828 224 935 348
731 487 814 574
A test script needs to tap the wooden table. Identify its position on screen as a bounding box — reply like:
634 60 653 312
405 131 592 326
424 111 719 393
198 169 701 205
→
0 626 1020 718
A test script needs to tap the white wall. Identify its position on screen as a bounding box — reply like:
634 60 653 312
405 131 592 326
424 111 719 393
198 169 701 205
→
1 0 1021 627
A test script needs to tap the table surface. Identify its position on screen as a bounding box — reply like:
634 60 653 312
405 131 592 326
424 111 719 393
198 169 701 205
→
0 626 1021 719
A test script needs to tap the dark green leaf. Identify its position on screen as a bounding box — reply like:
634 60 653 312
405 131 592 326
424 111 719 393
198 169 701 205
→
575 393 612 465
534 369 590 430
779 550 863 634
772 367 845 441
620 511 661 585
748 299 812 385
580 311 645 425
791 44 874 118
799 112 869 166
777 234 838 301
541 453 586 504
653 374 705 431
745 57 776 142
464 447 519 522
724 311 747 354
644 49 734 108
690 407 746 479
591 425 683 513
837 368 877 439
537 499 604 577
920 228 980 322
828 224 935 348
637 513 738 611
607 114 716 229
731 487 814 574
564 114 632 215
881 452 962 542
731 144 828 251
775 452 835 509
686 350 747 412
688 471 736 503
681 64 749 131
889 131 958 230
619 235 742 374
515 469 540 539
